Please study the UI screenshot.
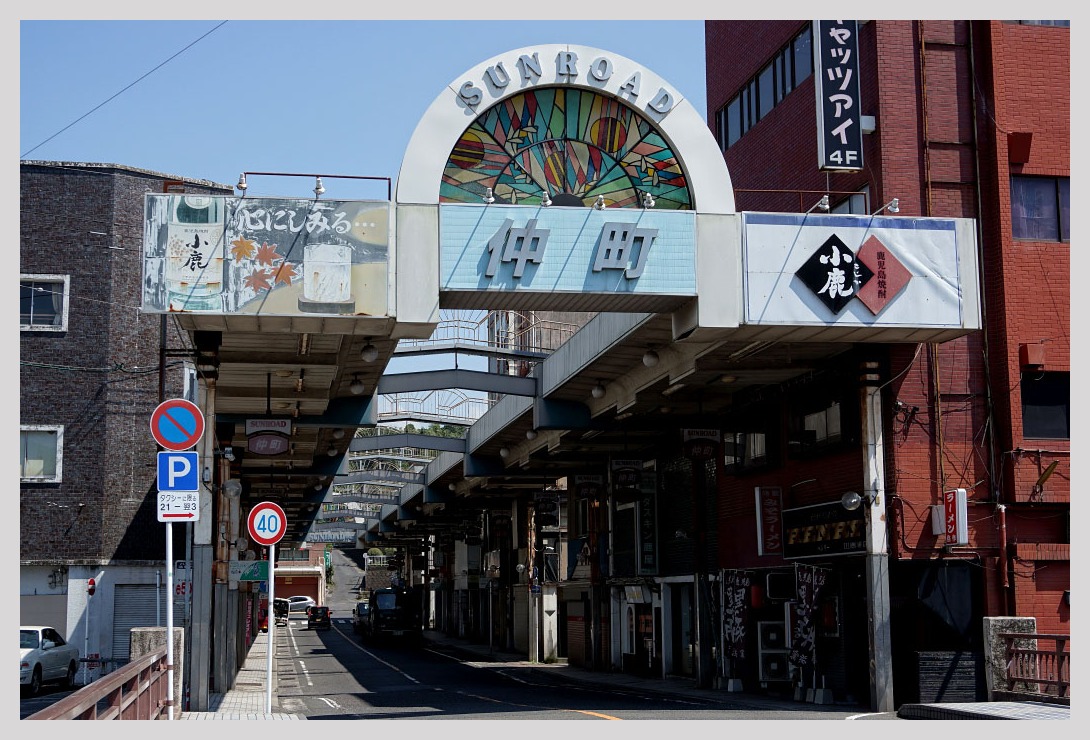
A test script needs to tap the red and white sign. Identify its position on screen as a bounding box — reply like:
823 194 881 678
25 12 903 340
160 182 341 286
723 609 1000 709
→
755 486 784 556
943 488 969 545
150 398 205 451
247 501 287 547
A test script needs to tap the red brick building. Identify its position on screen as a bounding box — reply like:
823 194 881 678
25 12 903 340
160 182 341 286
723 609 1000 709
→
705 20 1068 705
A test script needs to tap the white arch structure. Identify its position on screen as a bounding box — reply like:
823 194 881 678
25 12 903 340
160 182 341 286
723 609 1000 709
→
390 44 739 338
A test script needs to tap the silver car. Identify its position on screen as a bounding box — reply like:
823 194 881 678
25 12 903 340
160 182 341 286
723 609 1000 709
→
286 595 316 613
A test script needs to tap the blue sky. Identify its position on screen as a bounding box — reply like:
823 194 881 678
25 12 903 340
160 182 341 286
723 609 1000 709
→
20 20 711 199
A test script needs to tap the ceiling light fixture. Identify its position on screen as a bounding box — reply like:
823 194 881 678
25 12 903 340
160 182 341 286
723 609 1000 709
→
661 382 685 397
591 380 606 399
499 446 510 459
718 374 738 384
326 445 338 458
642 349 660 368
526 429 538 441
360 340 379 363
593 195 606 210
349 373 365 395
332 428 345 440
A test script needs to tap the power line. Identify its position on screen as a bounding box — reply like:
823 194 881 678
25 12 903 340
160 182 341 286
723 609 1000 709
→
21 21 229 159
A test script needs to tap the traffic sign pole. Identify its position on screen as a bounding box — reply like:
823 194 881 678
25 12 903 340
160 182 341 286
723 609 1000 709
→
266 542 275 715
150 398 205 720
246 500 286 715
166 522 175 720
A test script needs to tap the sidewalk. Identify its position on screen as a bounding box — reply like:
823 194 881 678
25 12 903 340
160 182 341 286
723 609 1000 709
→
176 623 1069 721
177 628 302 720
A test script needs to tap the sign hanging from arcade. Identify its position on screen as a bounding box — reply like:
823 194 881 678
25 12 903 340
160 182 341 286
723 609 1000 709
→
142 194 389 317
742 213 978 330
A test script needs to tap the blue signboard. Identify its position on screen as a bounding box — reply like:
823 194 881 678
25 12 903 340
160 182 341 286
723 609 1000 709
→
157 451 200 492
440 205 696 296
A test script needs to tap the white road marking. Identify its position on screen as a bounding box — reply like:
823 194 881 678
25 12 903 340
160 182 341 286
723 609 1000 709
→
317 697 340 709
298 660 313 686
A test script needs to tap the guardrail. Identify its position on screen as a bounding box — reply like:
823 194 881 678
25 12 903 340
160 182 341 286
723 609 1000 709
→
1001 632 1070 701
25 647 170 720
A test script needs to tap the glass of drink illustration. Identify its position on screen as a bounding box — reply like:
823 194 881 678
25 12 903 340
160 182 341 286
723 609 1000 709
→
165 195 226 312
300 243 355 313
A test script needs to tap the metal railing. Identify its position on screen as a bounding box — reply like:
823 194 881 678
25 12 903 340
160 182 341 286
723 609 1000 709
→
25 646 170 720
1001 632 1070 700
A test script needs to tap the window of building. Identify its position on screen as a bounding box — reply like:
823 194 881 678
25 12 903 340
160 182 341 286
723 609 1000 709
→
1011 176 1070 242
20 274 70 331
788 373 857 458
723 431 769 473
20 425 63 482
831 186 869 215
715 23 814 152
757 62 775 120
1021 371 1069 440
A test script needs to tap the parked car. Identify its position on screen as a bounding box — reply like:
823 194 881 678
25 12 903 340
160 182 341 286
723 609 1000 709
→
20 626 79 696
352 601 370 634
361 587 421 643
286 595 316 613
307 605 331 630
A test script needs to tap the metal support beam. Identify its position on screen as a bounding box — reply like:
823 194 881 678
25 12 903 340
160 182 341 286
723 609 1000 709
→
349 432 466 454
378 368 538 397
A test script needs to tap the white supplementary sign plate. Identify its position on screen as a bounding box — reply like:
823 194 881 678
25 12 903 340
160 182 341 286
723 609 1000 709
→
158 490 200 522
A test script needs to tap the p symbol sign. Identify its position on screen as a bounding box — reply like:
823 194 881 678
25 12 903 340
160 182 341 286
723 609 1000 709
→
158 451 200 492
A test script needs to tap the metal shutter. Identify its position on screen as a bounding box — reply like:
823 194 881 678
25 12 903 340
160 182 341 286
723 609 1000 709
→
111 584 184 665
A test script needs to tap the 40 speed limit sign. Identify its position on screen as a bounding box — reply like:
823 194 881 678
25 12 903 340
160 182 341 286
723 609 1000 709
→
247 501 287 546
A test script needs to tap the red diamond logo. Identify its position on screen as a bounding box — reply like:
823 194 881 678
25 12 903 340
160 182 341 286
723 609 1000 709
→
855 236 911 315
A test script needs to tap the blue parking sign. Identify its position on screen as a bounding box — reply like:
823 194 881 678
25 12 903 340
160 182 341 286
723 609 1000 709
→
158 451 200 492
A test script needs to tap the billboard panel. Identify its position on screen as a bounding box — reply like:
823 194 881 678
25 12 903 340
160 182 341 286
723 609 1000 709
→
142 194 390 317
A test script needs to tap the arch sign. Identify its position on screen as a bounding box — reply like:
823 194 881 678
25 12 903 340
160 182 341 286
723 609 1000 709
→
247 501 287 547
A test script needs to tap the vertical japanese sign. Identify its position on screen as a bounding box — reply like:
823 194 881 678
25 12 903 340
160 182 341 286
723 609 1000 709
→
943 488 969 545
814 20 863 171
721 570 752 661
755 486 784 556
638 472 658 575
788 564 829 668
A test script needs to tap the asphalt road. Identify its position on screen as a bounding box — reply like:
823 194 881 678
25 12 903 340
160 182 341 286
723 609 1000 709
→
278 549 886 720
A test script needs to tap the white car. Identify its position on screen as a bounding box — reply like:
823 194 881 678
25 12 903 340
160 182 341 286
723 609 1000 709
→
20 626 80 696
286 595 316 613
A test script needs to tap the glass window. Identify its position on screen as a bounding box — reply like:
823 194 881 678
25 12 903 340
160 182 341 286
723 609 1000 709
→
21 426 63 482
793 25 813 85
1021 371 1069 439
758 63 775 120
1011 176 1070 241
727 97 741 147
20 274 69 331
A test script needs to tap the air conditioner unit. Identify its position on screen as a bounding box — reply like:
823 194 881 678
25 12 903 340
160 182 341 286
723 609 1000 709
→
760 651 791 682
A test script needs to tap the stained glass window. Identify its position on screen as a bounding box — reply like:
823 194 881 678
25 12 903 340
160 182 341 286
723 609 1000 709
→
441 87 692 210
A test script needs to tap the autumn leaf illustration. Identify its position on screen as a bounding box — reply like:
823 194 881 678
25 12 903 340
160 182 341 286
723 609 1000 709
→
244 269 274 292
273 261 299 287
230 237 257 262
254 241 282 266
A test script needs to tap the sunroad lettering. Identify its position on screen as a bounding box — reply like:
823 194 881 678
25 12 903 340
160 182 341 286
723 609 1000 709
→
457 48 676 120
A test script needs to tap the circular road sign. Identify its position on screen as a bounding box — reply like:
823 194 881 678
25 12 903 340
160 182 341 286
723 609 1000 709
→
247 501 287 547
150 398 205 451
